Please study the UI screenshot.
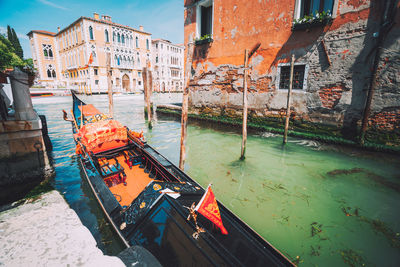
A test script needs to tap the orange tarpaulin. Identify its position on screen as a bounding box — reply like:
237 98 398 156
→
78 104 101 117
76 119 127 152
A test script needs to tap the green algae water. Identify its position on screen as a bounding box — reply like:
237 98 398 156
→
33 94 400 266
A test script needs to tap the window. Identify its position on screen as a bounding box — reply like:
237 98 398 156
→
277 64 308 90
155 44 158 49
113 32 116 42
138 81 141 85
299 0 334 18
46 64 56 78
117 56 120 65
92 51 97 63
161 44 163 49
136 36 139 48
89 26 94 40
197 0 213 38
118 33 121 43
146 39 149 50
95 80 99 85
105 30 109 42
138 71 141 77
156 56 158 63
94 68 98 75
42 44 53 59
122 35 125 44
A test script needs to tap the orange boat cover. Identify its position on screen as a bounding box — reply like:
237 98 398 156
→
77 119 127 152
79 104 101 117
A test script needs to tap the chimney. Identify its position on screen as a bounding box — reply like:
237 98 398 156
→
139 25 144 31
93 12 99 20
57 27 60 32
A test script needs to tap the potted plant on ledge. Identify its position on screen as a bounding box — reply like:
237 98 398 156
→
292 10 332 31
195 34 213 45
21 59 37 87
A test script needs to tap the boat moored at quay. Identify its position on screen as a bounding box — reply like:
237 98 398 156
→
65 91 294 266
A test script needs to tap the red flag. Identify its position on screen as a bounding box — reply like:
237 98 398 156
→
88 52 93 65
195 185 228 235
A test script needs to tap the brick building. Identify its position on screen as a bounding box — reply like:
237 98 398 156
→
184 0 399 136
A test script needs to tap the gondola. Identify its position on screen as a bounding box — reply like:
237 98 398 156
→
65 91 294 266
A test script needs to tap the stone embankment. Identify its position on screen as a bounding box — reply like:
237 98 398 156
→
0 191 125 266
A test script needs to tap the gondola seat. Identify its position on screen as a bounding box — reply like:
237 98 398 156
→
124 151 143 169
100 159 127 187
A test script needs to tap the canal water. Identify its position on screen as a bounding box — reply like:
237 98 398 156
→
33 94 400 266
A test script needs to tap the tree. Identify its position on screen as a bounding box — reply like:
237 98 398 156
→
0 34 25 71
11 28 23 59
7 25 14 44
6 25 23 59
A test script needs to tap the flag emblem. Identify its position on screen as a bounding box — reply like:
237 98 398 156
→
195 185 228 235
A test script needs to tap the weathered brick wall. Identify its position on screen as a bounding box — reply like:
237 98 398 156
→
185 0 400 135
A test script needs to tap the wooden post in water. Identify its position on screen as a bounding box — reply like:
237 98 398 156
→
106 52 114 118
240 49 249 160
240 42 260 160
143 60 152 129
179 38 195 171
283 54 295 144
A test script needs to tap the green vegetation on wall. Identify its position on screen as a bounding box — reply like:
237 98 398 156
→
156 107 400 154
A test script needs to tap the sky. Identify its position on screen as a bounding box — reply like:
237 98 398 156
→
0 0 184 59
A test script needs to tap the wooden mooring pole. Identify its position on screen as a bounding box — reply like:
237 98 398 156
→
283 54 295 144
240 49 249 160
240 42 260 160
106 52 114 118
143 61 152 129
179 38 195 171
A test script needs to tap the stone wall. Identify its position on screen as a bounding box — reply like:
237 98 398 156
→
185 0 400 138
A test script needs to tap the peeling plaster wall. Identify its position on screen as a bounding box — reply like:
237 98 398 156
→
184 0 400 133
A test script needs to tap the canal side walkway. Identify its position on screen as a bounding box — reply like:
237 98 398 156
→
0 190 125 266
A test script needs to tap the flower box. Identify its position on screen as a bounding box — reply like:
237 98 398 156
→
195 37 213 46
292 18 332 31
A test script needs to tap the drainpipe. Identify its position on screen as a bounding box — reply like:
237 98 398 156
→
359 0 398 145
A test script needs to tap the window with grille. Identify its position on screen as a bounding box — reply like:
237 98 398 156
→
277 64 308 90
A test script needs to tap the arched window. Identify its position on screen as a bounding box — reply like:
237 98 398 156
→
146 39 149 50
115 56 118 65
113 32 115 42
122 35 125 44
43 48 48 57
117 56 120 66
89 26 94 40
117 33 121 43
123 56 127 66
135 36 138 48
105 30 109 42
47 70 51 78
52 70 56 78
130 36 133 47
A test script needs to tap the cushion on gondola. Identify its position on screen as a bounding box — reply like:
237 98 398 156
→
77 119 128 152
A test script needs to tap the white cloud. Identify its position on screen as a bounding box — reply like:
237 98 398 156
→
38 0 70 11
